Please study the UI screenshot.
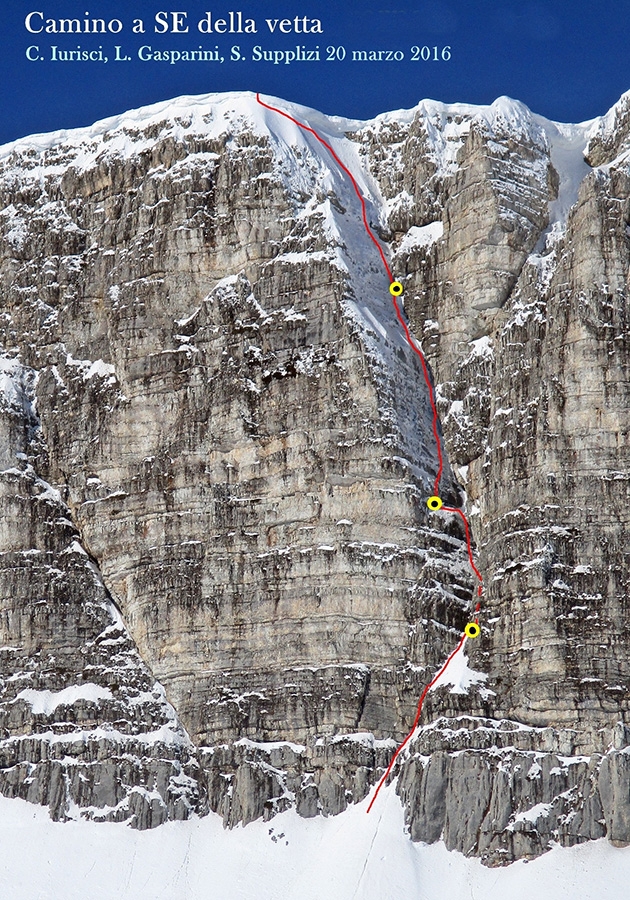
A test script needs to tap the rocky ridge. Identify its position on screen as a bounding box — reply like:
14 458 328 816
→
0 89 628 863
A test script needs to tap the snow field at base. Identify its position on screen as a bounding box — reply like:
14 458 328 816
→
1 790 629 900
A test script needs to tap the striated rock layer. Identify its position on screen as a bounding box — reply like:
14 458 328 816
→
0 88 629 862
0 360 200 827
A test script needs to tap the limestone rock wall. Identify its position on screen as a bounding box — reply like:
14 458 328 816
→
0 361 200 827
0 98 479 754
354 94 630 750
0 90 629 861
350 91 630 861
0 94 480 828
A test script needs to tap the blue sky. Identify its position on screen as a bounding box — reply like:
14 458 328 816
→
1 1 630 143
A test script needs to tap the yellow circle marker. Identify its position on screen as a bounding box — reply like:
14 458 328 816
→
389 280 404 297
464 622 481 639
426 495 443 511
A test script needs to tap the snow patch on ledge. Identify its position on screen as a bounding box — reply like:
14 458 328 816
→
328 732 398 750
468 335 493 360
429 647 490 696
507 801 553 830
398 221 443 253
66 354 117 385
15 684 114 715
235 738 307 754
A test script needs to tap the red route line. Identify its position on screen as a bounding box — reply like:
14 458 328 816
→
256 93 393 282
443 506 484 595
256 93 485 810
366 633 467 814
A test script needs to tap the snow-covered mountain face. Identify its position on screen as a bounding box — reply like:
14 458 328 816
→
0 88 628 863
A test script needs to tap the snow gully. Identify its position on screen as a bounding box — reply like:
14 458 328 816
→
256 94 486 817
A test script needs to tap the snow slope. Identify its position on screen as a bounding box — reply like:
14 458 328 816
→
0 790 628 900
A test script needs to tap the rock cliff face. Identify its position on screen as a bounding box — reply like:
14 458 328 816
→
355 93 630 858
0 360 200 827
359 98 629 741
0 89 629 863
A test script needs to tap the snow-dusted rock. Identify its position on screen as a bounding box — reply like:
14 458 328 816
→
0 88 629 862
